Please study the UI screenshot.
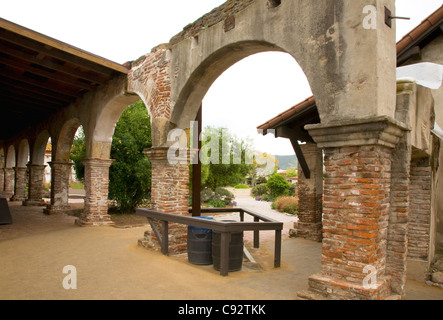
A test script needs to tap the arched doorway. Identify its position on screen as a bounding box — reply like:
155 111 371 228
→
10 139 29 202
24 130 50 206
44 118 81 215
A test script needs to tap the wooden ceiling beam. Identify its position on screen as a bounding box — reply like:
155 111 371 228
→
0 18 129 74
0 67 83 98
0 29 119 77
0 84 68 106
0 43 109 85
0 55 98 91
0 92 62 111
0 77 73 103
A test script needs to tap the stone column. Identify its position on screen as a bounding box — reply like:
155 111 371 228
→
407 157 433 278
290 142 323 242
44 161 73 215
297 117 407 300
3 168 15 199
23 164 46 206
76 158 114 227
10 167 27 202
138 147 191 255
0 168 4 192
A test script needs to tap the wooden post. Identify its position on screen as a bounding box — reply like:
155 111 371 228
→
192 105 202 217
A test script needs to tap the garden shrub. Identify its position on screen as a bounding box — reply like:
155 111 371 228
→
266 173 291 199
208 199 226 208
251 184 269 198
271 196 298 215
215 187 234 199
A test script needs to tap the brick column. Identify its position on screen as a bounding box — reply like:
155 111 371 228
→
3 168 15 199
298 117 407 300
290 142 323 242
23 164 46 206
76 158 114 227
44 161 72 215
138 147 191 255
10 167 27 202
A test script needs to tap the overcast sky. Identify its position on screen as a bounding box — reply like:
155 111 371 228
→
2 0 442 155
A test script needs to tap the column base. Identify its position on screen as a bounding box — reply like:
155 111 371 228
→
43 205 72 215
297 273 392 300
289 222 322 242
23 199 46 207
10 196 26 202
75 214 115 227
138 222 188 255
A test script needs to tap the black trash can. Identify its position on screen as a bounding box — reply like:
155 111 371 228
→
212 220 244 272
187 217 214 265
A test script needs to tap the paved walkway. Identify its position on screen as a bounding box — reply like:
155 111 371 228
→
0 191 442 300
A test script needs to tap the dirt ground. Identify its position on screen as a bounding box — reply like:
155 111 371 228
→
1 197 443 301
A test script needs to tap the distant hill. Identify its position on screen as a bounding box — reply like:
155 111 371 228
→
274 155 298 170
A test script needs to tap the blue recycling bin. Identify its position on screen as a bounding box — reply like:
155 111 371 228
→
187 216 214 265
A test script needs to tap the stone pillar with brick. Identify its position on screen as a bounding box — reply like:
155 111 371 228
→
3 168 15 199
23 164 46 206
76 158 115 227
44 161 73 215
297 117 407 300
290 142 323 242
138 147 191 255
10 167 27 202
0 168 4 193
408 156 433 276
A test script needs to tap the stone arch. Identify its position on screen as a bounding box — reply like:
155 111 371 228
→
170 40 306 130
17 139 30 167
6 145 16 168
89 93 142 159
31 130 50 165
55 118 82 162
168 0 397 132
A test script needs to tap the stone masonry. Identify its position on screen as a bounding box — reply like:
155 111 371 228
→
10 167 27 202
3 168 14 199
76 158 115 227
300 117 407 300
138 147 191 255
23 164 46 206
409 157 432 261
44 161 72 215
290 142 323 242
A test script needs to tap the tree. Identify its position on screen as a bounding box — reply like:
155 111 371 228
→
70 127 86 183
200 126 253 191
109 100 152 213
